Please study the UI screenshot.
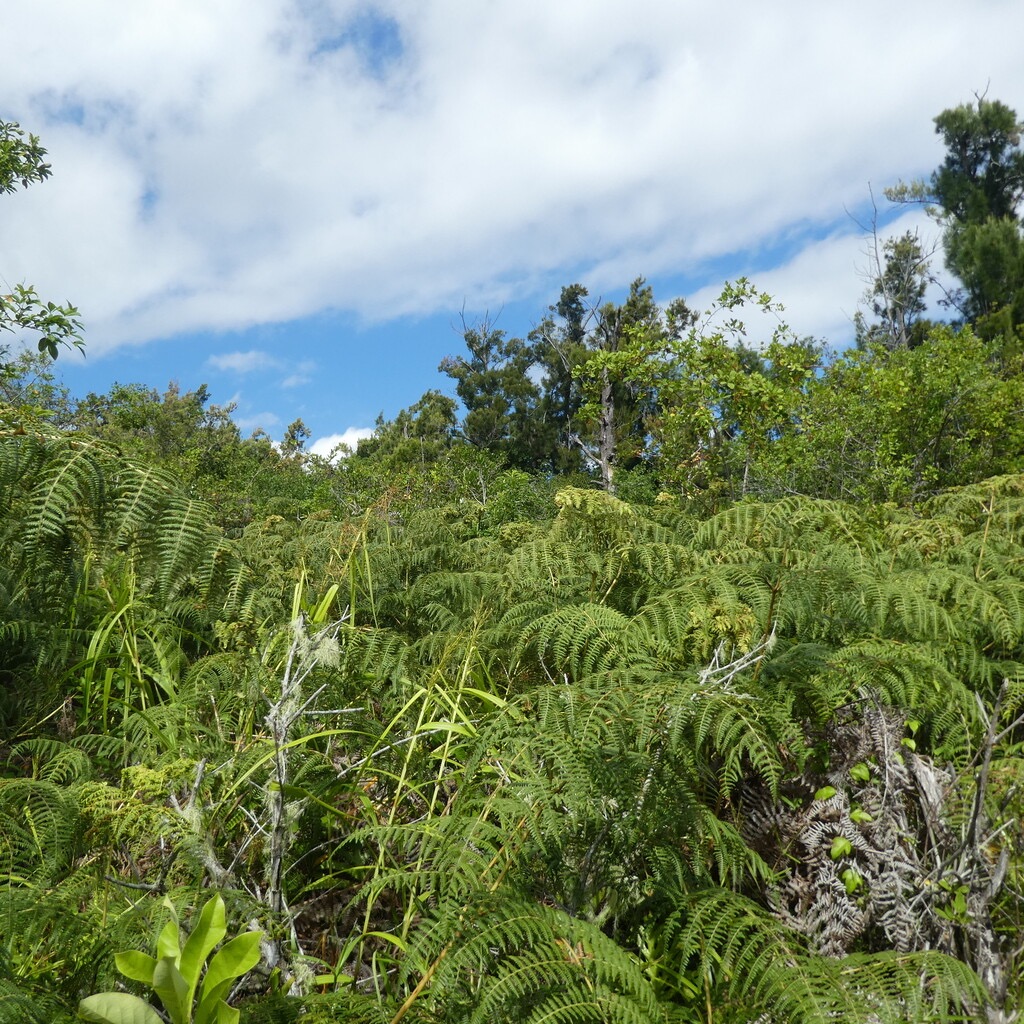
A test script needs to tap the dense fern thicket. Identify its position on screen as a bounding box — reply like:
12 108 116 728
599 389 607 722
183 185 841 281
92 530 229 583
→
2 413 1024 1023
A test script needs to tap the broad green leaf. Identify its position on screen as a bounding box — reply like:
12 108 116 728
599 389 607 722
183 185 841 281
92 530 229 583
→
830 835 853 860
197 931 262 1018
153 956 189 1024
180 894 228 994
215 1002 240 1024
156 918 181 962
115 949 158 985
196 986 233 1024
459 686 508 708
78 992 165 1024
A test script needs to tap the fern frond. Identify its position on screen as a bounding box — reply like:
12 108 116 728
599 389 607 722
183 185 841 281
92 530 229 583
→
404 893 663 1024
516 603 638 680
670 889 985 1023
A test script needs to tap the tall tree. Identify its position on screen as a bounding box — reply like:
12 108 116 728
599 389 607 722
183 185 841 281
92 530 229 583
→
438 316 542 468
889 97 1024 337
931 97 1024 223
855 230 933 350
532 278 666 492
527 283 592 475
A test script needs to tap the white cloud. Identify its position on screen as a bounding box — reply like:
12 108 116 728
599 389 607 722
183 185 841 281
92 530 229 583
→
1 1 1021 353
281 360 317 388
207 349 279 373
234 410 282 434
309 427 375 461
683 208 946 349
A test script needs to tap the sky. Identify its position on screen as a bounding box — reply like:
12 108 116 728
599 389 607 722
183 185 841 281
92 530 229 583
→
2 0 1023 456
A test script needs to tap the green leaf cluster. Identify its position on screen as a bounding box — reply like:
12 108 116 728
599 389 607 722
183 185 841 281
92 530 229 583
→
78 894 262 1024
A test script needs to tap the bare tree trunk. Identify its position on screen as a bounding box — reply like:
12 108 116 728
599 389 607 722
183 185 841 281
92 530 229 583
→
597 367 615 493
263 615 346 988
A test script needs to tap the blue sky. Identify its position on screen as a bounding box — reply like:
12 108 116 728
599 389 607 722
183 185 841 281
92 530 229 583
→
2 1 1023 456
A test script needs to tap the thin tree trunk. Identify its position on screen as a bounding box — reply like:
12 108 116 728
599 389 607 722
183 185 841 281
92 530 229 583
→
598 368 615 493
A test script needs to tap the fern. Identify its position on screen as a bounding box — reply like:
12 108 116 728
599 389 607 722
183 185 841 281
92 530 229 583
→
401 893 662 1024
666 888 986 1023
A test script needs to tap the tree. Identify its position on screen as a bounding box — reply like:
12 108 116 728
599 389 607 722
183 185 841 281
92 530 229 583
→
281 416 311 457
779 323 1024 503
931 98 1024 223
888 97 1024 337
664 284 817 503
946 214 1024 341
0 346 72 427
855 230 934 350
438 315 542 468
338 389 506 512
0 121 83 362
532 278 666 492
527 283 592 475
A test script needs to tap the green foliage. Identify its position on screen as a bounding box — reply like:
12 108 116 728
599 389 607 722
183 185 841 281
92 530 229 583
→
773 324 1024 502
855 229 934 350
0 122 84 361
0 285 83 362
0 121 52 193
79 894 262 1024
0 427 249 733
439 317 543 468
889 95 1024 334
931 97 1024 224
67 382 327 528
6 227 1024 1020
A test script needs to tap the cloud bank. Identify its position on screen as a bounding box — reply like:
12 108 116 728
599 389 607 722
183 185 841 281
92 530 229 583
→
309 427 375 460
1 1 1021 355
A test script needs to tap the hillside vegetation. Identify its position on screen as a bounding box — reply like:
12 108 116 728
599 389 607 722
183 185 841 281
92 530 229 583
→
2 98 1024 1024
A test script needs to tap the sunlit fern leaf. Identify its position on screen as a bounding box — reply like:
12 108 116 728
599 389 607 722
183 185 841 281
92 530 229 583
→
929 569 1024 650
923 473 1024 533
689 689 793 798
631 581 761 668
110 460 178 543
22 437 109 555
152 494 222 601
403 893 663 1024
515 603 638 680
